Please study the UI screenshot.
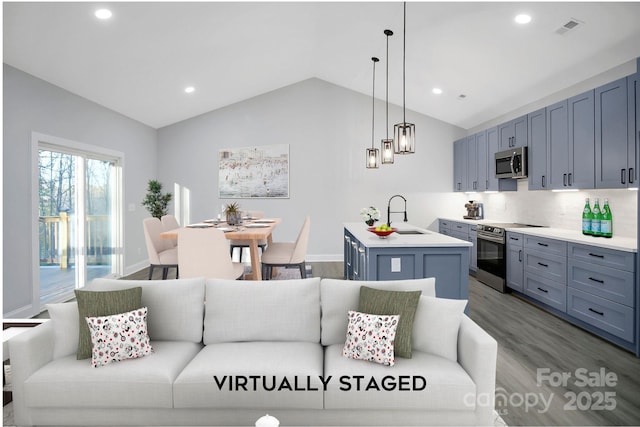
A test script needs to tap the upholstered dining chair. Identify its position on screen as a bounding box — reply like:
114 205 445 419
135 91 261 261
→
161 214 180 249
178 227 245 280
229 210 268 262
260 215 310 280
143 217 179 280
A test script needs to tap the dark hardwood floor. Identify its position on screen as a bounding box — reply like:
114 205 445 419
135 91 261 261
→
468 275 640 426
125 262 640 425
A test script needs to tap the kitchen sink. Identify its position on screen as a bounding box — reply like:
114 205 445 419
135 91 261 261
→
395 229 427 235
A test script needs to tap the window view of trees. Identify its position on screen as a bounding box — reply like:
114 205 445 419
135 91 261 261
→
38 148 115 305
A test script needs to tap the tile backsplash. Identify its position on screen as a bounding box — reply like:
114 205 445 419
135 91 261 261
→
471 180 638 238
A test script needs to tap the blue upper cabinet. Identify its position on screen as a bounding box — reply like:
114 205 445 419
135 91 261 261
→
476 130 488 191
568 90 595 189
453 138 466 192
628 71 639 189
466 135 478 191
486 126 517 191
528 108 547 190
547 100 570 189
498 114 528 150
595 77 633 188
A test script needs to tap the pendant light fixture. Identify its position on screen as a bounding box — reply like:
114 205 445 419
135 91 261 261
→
381 29 394 164
394 2 415 154
366 57 380 169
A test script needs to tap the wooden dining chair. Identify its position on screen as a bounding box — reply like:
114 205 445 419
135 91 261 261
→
143 217 179 279
178 227 245 280
260 216 310 280
229 210 268 262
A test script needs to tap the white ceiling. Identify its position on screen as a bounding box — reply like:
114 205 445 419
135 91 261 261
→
4 2 640 130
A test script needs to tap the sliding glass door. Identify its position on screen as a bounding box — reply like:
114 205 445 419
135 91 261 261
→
38 143 121 306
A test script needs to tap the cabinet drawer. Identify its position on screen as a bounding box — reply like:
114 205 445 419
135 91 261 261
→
567 288 634 342
525 251 567 283
450 230 469 242
440 228 451 236
568 243 635 272
524 274 567 312
524 235 567 256
469 224 477 233
568 260 635 307
439 219 451 231
451 222 470 234
506 232 524 248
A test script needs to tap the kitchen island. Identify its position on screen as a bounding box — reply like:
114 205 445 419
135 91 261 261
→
344 222 472 300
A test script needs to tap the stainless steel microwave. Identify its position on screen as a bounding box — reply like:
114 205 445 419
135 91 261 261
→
495 146 527 179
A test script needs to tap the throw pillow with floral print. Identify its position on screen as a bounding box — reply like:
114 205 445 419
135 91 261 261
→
342 310 399 366
85 307 153 368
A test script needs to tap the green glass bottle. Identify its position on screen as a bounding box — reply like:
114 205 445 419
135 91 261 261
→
600 198 613 238
591 198 602 237
581 198 593 235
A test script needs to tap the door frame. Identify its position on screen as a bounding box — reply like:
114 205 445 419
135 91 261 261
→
31 132 124 314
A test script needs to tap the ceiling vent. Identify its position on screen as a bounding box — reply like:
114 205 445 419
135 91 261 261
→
555 18 584 35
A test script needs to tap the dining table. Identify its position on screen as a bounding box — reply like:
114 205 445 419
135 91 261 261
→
160 217 281 280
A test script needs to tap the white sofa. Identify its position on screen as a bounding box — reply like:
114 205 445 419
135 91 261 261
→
10 277 497 426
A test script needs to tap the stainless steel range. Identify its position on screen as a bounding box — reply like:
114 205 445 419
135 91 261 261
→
476 223 542 292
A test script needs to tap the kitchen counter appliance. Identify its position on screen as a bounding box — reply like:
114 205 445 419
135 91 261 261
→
476 223 542 292
463 201 483 220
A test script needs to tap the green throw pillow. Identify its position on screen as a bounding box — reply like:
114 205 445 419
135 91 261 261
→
358 286 422 359
75 287 143 360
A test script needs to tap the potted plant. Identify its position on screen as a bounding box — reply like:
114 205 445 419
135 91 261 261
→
360 206 380 226
224 202 242 225
142 180 172 219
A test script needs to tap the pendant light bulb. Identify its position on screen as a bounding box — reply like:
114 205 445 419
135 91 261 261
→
394 2 415 155
366 57 380 169
381 29 394 164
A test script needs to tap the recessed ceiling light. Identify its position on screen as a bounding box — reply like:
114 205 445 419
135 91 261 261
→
432 87 443 95
184 86 195 94
515 14 532 24
94 9 112 20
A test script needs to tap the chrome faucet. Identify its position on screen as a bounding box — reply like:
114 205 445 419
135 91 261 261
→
387 194 407 227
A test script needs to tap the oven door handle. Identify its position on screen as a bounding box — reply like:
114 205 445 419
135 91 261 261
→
477 233 505 244
510 153 516 175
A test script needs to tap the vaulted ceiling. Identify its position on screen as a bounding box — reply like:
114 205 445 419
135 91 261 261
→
4 2 640 130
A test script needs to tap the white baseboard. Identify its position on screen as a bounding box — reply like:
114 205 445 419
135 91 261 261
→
123 260 149 277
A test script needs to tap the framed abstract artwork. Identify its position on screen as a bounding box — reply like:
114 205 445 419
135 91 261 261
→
218 144 290 198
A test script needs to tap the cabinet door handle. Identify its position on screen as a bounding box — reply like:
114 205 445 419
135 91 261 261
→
588 277 605 284
509 236 520 241
537 262 548 268
537 242 549 247
563 173 567 186
519 249 522 262
537 287 549 293
629 168 634 184
621 169 626 184
568 173 572 186
542 175 546 188
486 180 489 190
588 307 604 316
588 252 605 259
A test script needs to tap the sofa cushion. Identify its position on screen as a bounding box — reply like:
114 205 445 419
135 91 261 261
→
320 278 436 346
86 307 153 368
46 301 79 359
75 287 143 359
203 278 321 344
412 296 468 361
87 278 205 343
174 341 324 409
24 341 202 409
358 286 421 358
324 344 476 411
343 311 399 366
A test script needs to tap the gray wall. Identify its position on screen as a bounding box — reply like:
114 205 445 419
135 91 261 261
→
157 78 467 260
3 64 157 317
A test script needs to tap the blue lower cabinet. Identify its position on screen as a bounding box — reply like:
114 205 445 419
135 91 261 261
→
567 288 634 342
523 273 567 312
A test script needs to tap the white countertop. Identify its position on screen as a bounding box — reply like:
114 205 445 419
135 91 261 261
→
504 227 637 253
439 217 637 252
345 222 472 248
